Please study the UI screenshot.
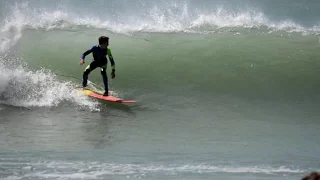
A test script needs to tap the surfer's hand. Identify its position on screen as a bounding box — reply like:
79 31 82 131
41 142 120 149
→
111 71 116 79
80 59 85 65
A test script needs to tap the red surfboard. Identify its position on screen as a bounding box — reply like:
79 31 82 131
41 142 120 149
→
80 89 136 104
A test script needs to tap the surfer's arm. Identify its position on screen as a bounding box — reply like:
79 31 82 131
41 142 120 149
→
107 48 115 71
81 46 95 62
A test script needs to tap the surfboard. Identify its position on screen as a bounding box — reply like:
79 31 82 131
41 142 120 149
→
79 89 136 104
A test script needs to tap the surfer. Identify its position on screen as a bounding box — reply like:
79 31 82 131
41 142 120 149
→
80 36 116 96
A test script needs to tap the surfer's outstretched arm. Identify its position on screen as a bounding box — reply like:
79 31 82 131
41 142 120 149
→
81 46 95 62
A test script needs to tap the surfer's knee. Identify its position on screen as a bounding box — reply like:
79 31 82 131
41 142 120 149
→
83 69 91 75
83 65 91 74
100 68 107 76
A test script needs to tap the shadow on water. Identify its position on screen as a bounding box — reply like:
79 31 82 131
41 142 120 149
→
98 98 162 114
99 100 136 114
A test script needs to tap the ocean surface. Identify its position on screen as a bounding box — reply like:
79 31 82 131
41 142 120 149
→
0 0 320 179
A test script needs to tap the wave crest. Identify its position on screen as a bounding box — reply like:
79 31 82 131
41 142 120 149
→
1 3 319 53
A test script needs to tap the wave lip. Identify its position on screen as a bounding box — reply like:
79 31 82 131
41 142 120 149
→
28 8 320 35
1 3 319 37
1 3 320 53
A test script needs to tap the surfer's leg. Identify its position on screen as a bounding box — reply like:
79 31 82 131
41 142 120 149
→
82 61 98 87
100 67 108 96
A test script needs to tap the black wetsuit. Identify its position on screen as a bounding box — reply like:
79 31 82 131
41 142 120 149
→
81 45 115 93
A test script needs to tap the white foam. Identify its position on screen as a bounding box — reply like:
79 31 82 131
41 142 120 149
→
0 2 318 47
0 59 99 111
3 160 305 180
0 4 25 52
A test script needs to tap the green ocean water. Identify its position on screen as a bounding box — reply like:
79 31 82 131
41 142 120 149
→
18 29 320 102
0 0 320 180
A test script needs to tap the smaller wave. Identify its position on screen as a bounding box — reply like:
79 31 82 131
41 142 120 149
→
0 57 99 111
3 160 305 180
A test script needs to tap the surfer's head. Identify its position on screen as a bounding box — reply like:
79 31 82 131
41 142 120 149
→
99 36 109 49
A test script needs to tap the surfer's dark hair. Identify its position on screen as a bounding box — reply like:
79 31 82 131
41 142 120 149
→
99 36 109 45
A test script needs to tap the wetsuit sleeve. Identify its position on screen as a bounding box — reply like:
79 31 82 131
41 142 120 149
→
81 46 94 62
107 48 115 71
